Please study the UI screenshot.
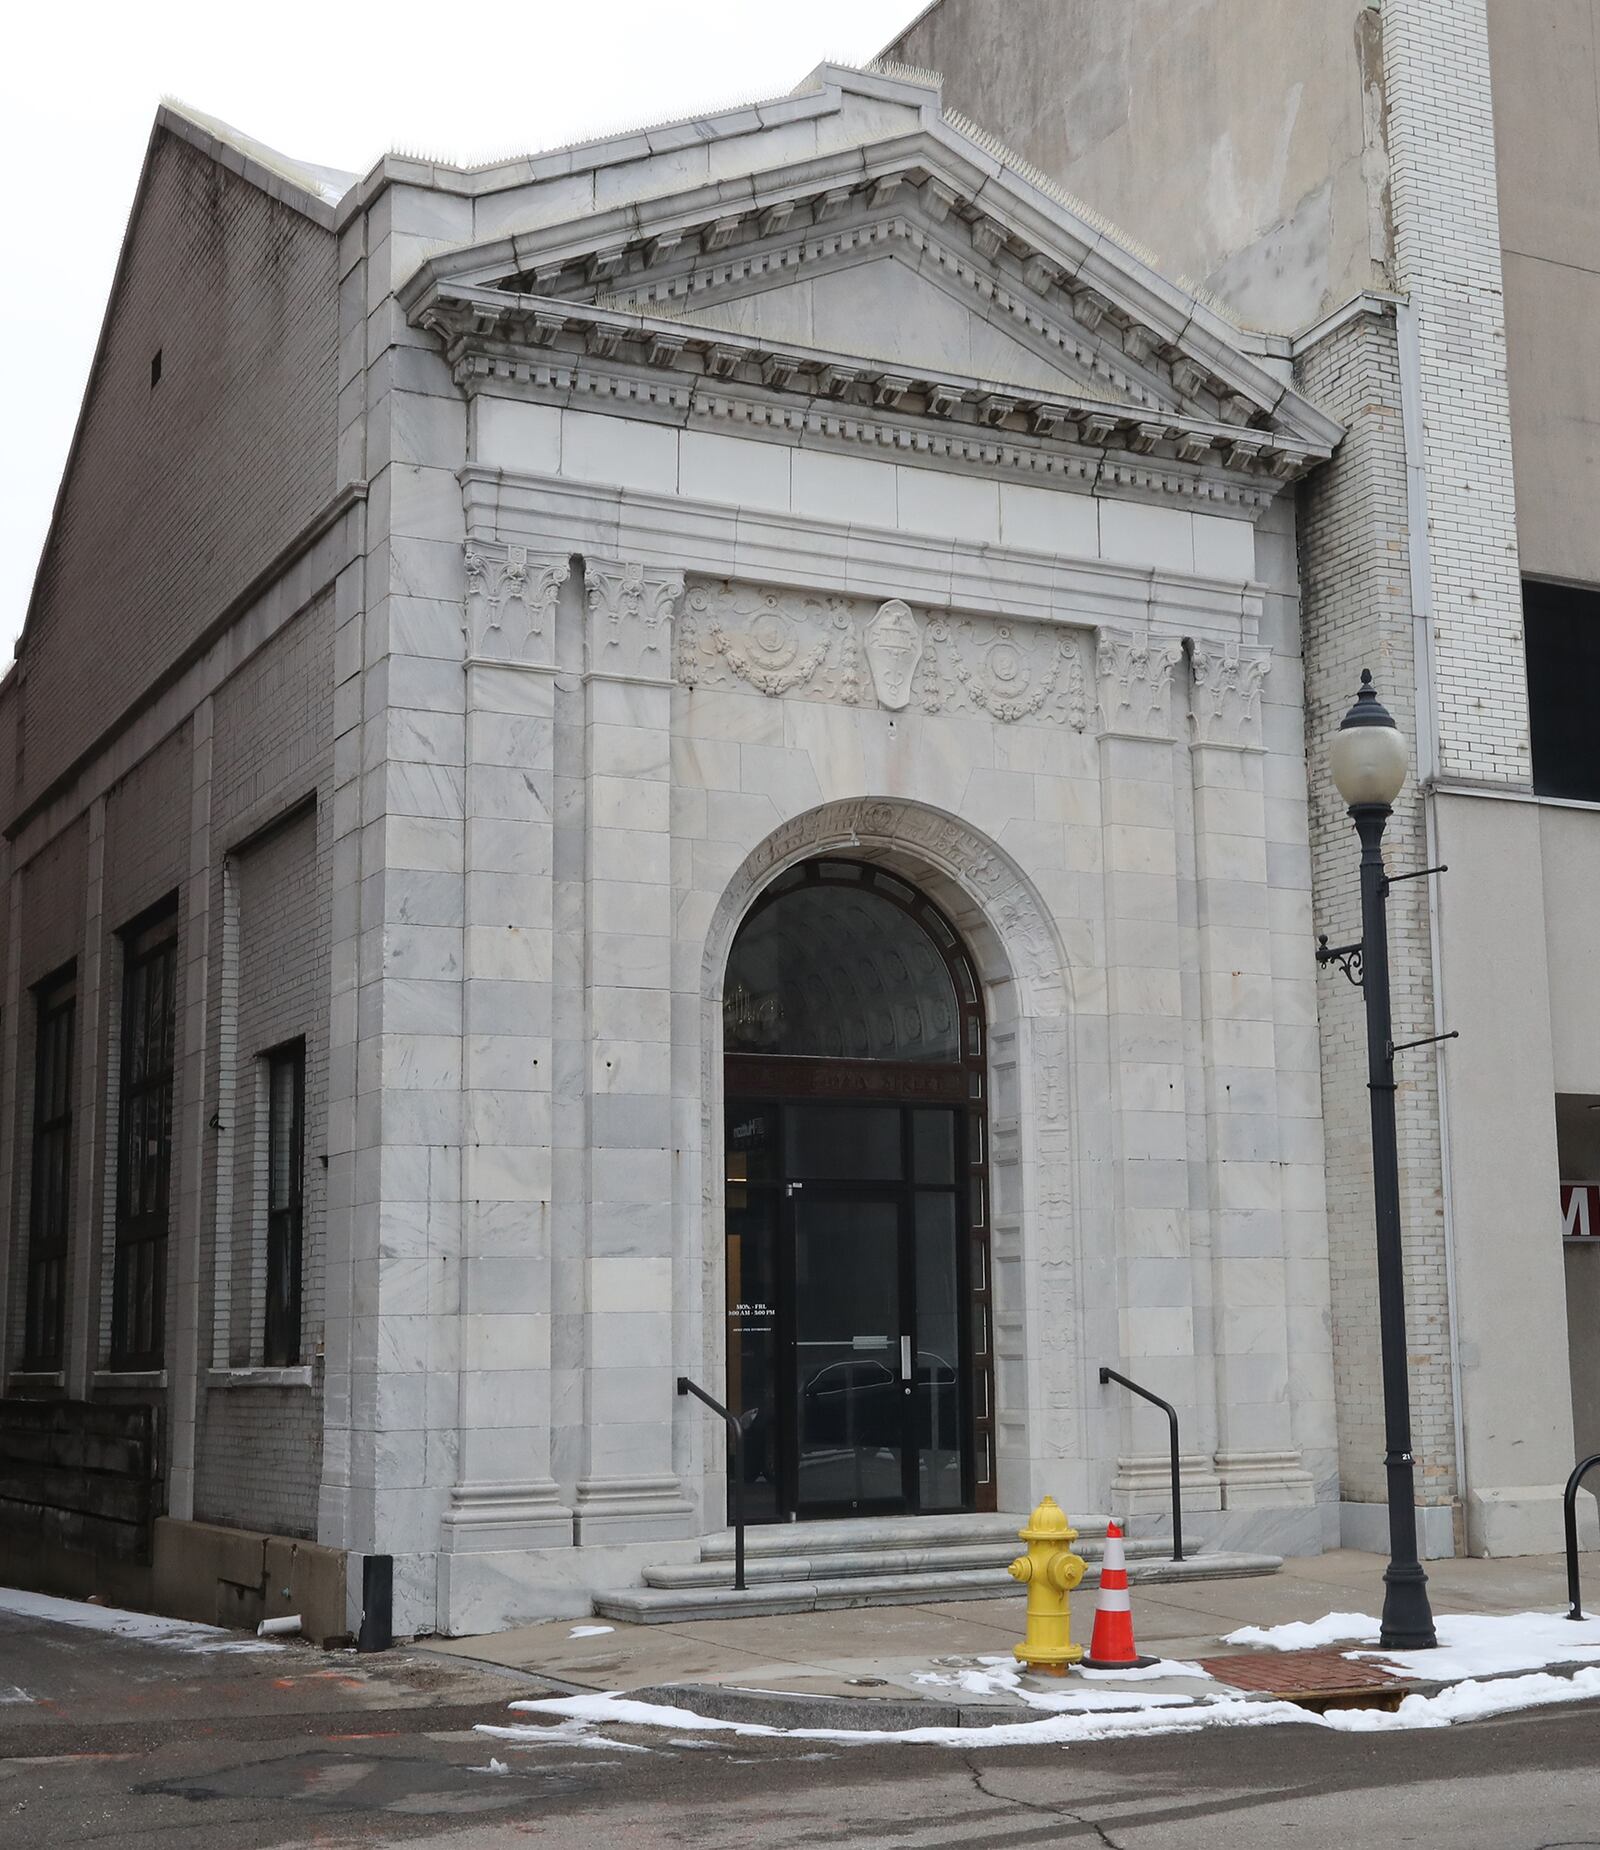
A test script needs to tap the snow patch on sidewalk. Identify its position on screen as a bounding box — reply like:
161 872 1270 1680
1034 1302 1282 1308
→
1225 1608 1600 1682
1224 1612 1379 1651
0 1586 281 1654
912 1654 1203 1710
1323 1667 1600 1733
1360 1612 1600 1681
476 1619 1600 1751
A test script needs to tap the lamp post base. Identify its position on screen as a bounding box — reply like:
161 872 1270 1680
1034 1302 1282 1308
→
1380 1558 1438 1651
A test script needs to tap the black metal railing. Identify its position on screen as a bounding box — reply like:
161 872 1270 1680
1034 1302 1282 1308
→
1564 1452 1600 1621
1098 1366 1184 1563
677 1376 747 1591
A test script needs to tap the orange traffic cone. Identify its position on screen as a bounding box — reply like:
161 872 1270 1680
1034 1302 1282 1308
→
1081 1521 1157 1670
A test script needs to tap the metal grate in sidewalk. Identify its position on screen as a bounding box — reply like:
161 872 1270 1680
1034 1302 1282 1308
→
1196 1648 1413 1713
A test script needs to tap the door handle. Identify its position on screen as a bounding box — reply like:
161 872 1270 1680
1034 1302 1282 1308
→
900 1334 913 1381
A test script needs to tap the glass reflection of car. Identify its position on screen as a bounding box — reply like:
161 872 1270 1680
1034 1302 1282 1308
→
799 1351 958 1450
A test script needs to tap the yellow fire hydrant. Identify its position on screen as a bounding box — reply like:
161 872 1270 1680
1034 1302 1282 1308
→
1008 1495 1087 1673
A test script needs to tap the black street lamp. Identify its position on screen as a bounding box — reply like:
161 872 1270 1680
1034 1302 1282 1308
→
1317 671 1438 1652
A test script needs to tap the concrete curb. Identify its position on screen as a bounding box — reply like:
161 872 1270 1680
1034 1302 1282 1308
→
621 1658 1600 1734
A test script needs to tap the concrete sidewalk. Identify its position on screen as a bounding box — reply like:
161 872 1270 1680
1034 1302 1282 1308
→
425 1549 1593 1722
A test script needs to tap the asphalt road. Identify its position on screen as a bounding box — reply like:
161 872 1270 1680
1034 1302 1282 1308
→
2 1603 1599 1850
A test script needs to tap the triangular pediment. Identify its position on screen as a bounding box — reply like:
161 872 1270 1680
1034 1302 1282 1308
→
603 236 1170 415
397 63 1342 477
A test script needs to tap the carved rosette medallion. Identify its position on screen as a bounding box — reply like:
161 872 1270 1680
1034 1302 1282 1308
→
926 618 1079 725
1188 643 1272 748
864 599 923 710
584 560 685 681
463 544 568 667
679 583 863 700
1094 626 1185 738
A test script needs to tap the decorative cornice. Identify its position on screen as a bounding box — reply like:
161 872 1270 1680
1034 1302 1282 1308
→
397 125 1342 453
463 544 567 668
584 560 684 682
1189 643 1272 749
417 280 1323 488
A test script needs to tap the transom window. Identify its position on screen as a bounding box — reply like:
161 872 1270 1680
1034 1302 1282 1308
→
724 860 969 1066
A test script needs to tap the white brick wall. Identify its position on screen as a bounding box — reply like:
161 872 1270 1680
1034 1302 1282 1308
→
1383 0 1529 787
1296 305 1457 1511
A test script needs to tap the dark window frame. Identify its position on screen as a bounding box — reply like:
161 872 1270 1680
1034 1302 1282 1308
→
110 906 178 1371
263 1040 306 1368
1524 577 1600 802
24 972 76 1371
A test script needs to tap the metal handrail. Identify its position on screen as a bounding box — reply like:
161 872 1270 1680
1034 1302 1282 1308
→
1098 1366 1184 1562
677 1376 747 1592
1564 1452 1600 1620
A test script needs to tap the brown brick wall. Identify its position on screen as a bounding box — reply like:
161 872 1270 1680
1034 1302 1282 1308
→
14 129 338 817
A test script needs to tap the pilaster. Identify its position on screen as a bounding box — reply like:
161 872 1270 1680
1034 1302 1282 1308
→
571 560 695 1545
66 797 107 1401
439 544 574 1559
1095 626 1222 1517
1187 643 1314 1518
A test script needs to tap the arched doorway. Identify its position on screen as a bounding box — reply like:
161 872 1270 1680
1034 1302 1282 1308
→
722 858 995 1521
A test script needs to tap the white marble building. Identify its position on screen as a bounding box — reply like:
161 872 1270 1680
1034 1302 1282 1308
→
0 62 1351 1639
328 62 1342 1632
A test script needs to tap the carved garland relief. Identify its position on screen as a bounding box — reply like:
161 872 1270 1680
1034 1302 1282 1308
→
679 582 1095 731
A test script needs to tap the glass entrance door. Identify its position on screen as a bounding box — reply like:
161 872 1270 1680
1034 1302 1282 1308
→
725 1097 973 1521
792 1191 905 1514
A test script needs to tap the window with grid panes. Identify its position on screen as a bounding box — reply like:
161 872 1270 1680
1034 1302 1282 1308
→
263 1042 305 1367
24 976 75 1370
111 910 177 1370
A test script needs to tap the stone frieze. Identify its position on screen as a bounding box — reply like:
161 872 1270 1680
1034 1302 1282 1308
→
678 580 1094 730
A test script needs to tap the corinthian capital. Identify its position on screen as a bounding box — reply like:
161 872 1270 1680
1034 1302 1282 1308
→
1094 626 1185 739
1188 643 1272 749
463 544 567 668
584 560 685 682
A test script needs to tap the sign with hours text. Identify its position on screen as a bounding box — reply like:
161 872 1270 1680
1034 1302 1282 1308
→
1562 1183 1600 1240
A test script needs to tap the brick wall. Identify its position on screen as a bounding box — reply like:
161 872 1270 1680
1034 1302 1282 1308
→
1382 0 1528 786
13 128 338 817
1296 305 1456 1510
194 597 333 1539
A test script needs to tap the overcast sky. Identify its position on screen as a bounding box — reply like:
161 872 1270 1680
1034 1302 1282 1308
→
0 0 922 659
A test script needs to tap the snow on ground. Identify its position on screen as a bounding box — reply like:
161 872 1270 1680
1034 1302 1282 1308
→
0 1586 282 1654
472 1610 1600 1752
912 1654 1202 1710
482 1665 1600 1750
1224 1613 1379 1651
1225 1609 1600 1683
568 1625 615 1639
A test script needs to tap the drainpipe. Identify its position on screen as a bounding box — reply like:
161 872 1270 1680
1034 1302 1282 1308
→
1397 296 1468 1546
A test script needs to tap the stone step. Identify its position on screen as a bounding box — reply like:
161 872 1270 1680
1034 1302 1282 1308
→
697 1513 1109 1561
594 1551 1283 1625
645 1536 1172 1590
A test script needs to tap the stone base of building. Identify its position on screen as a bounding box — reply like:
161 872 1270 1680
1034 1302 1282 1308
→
1128 1501 1326 1560
1339 1499 1458 1559
0 1516 352 1644
433 1536 703 1636
1465 1484 1599 1557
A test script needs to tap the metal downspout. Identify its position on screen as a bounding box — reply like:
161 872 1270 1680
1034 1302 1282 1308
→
1397 296 1468 1547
